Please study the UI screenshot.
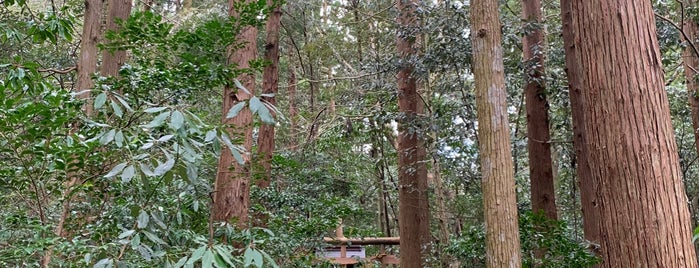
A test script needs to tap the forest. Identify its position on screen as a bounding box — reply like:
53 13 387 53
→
1 0 698 267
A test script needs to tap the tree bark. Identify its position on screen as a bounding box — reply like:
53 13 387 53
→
212 0 258 225
570 0 698 266
470 0 522 266
522 0 557 220
255 1 282 187
684 1 699 160
287 64 298 149
396 0 430 266
560 0 601 247
101 0 132 78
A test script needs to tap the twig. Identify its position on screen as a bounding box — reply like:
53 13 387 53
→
655 12 699 58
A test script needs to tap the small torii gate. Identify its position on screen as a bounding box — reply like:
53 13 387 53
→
321 223 400 267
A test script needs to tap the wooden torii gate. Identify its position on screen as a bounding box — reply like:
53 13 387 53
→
322 223 400 267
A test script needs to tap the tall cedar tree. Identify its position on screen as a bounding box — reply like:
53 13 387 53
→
470 0 522 266
102 0 131 78
522 0 557 220
396 0 430 266
684 0 699 156
559 0 600 244
570 0 698 266
212 0 258 224
256 1 282 187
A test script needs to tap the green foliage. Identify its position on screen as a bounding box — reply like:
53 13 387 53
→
446 212 600 268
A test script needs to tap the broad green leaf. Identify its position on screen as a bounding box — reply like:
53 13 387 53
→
144 111 171 128
100 129 116 145
214 245 236 267
110 100 123 118
170 110 184 130
93 258 112 268
121 165 135 183
257 105 274 124
118 229 135 239
137 210 149 228
143 230 166 245
234 79 250 94
154 158 176 175
174 257 187 268
131 233 141 249
140 163 156 177
158 134 175 142
144 107 168 113
204 130 217 142
243 247 263 268
226 101 246 119
249 96 262 114
114 94 133 112
115 130 124 148
94 92 107 110
141 142 154 150
150 211 167 229
104 162 128 178
260 250 279 268
202 249 214 268
187 246 206 264
186 164 198 182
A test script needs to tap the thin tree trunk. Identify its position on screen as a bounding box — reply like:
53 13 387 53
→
287 64 298 149
522 0 557 220
102 0 132 79
212 0 258 225
684 0 699 158
471 0 522 266
560 0 601 247
255 1 282 187
570 0 698 266
42 2 104 266
396 0 430 266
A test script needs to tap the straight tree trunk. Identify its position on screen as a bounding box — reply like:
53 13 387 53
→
684 0 699 157
255 1 282 187
212 0 258 224
560 0 601 247
470 0 522 266
101 0 132 78
287 64 298 149
570 0 698 266
396 0 430 266
522 0 557 220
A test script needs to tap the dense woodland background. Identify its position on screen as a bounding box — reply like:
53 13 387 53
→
0 0 698 267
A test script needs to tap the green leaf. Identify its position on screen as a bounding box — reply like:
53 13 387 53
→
121 165 135 183
131 233 141 249
143 230 166 245
204 130 217 142
154 157 176 175
257 104 274 124
114 94 133 112
234 79 250 94
100 129 116 145
94 92 107 110
144 106 168 113
144 111 171 128
110 100 123 118
150 211 167 229
115 130 124 148
202 249 214 268
213 245 236 267
187 246 206 264
118 229 135 239
260 249 279 268
140 163 156 177
249 96 262 114
158 134 175 142
226 101 246 119
93 258 112 268
137 210 149 228
170 110 184 130
105 162 128 178
174 257 187 268
243 247 263 268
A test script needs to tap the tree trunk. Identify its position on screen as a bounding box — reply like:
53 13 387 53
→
212 0 258 225
684 1 699 160
287 64 298 149
101 0 132 78
255 1 282 187
470 0 522 266
522 0 557 220
396 0 430 266
570 0 698 266
560 0 601 247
